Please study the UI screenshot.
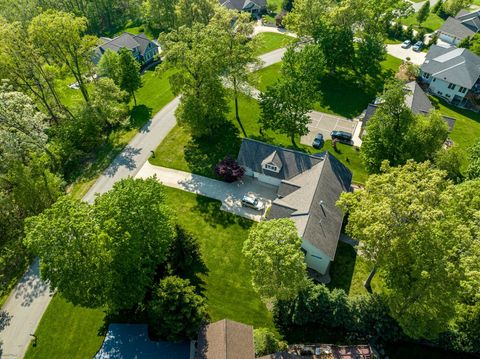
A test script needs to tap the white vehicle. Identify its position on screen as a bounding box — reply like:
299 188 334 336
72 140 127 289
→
401 40 411 49
241 195 264 211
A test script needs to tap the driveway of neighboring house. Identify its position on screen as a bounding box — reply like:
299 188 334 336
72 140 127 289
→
135 162 278 222
301 111 361 147
386 44 427 65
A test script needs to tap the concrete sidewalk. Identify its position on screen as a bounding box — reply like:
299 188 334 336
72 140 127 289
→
135 162 277 222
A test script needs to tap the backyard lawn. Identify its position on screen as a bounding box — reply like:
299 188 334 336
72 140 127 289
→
254 32 297 56
25 188 274 359
400 12 444 32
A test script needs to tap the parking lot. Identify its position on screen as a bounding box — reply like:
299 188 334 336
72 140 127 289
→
300 111 358 147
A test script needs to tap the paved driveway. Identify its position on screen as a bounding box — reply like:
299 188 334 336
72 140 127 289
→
135 163 278 221
386 44 426 65
301 111 358 146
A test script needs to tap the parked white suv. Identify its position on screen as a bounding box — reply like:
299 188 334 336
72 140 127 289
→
241 195 264 211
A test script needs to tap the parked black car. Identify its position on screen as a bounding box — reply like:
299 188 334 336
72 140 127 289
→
331 130 353 144
312 133 324 149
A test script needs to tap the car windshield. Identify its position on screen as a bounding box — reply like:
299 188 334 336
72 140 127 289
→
253 199 258 205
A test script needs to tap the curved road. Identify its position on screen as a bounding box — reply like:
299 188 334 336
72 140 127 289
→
0 46 287 359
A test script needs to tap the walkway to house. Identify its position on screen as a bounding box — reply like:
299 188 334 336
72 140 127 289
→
135 162 278 222
253 22 298 38
94 324 190 359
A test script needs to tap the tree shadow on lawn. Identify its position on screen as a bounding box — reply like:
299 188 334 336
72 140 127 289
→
194 195 253 230
130 104 153 131
317 73 387 119
327 241 356 295
184 121 242 178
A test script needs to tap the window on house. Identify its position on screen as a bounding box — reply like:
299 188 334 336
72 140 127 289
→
437 91 443 95
433 78 436 82
448 83 456 90
459 86 468 93
423 72 430 79
264 163 278 172
446 94 451 98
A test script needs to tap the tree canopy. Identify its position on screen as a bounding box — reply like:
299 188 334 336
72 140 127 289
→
242 219 309 301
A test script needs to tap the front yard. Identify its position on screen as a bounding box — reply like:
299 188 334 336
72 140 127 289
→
254 32 297 56
400 13 445 33
25 187 274 359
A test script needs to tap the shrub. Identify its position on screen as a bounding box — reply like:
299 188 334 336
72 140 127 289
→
254 328 287 356
214 156 245 182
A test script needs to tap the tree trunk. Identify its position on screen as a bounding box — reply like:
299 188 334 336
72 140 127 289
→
364 266 377 294
132 91 137 106
234 94 247 137
290 132 297 147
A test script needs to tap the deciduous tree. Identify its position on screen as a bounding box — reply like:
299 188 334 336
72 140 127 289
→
466 138 480 179
117 48 142 105
97 49 121 84
148 275 207 340
143 0 178 33
416 0 430 26
242 219 309 301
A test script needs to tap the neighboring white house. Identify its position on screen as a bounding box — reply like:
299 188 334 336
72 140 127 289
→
237 139 352 276
419 45 480 106
437 10 480 45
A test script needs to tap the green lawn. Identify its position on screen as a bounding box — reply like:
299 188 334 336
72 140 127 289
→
26 187 274 359
254 32 297 56
68 68 176 199
439 101 480 151
400 13 445 32
328 241 384 297
25 294 106 359
151 92 368 184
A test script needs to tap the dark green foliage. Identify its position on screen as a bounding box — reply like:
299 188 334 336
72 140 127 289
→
416 0 430 25
118 48 142 105
254 328 286 356
273 282 403 344
434 146 465 183
166 225 208 289
148 275 208 340
414 28 427 43
466 138 480 179
405 25 414 41
356 34 386 76
432 0 443 14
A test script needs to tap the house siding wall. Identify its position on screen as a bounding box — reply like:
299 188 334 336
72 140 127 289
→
302 240 331 275
438 32 461 45
428 77 468 101
254 172 282 186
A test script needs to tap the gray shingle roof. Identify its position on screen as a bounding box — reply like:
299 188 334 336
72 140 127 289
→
456 9 480 32
97 32 157 57
219 0 266 11
438 17 476 40
238 139 352 259
421 45 480 89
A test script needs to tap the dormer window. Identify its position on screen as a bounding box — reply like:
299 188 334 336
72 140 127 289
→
263 163 279 172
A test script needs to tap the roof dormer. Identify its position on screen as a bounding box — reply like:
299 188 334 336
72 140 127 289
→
261 151 282 173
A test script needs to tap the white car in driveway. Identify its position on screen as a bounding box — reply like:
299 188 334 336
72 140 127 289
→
401 40 411 48
241 195 264 211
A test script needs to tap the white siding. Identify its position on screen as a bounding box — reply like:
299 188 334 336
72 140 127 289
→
302 240 331 275
439 33 461 46
428 77 468 101
244 167 254 177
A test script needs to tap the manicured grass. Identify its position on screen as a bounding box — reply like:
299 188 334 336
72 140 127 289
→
151 93 368 184
256 62 282 92
25 294 106 359
68 68 176 198
328 241 384 297
400 13 445 32
254 32 297 56
163 187 275 329
438 101 480 151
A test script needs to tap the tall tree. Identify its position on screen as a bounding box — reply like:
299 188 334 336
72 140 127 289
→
148 276 207 340
434 145 465 183
361 79 448 173
175 0 217 27
466 138 480 179
25 178 176 311
28 10 97 103
416 0 430 26
242 219 309 301
159 22 228 136
97 49 121 84
143 0 178 33
117 48 142 105
337 161 480 339
442 0 469 16
212 8 257 137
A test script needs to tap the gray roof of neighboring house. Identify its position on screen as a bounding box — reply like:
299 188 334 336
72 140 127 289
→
238 139 352 260
362 81 456 131
456 9 480 31
438 17 476 40
97 32 157 57
196 319 255 359
421 45 480 89
219 0 266 11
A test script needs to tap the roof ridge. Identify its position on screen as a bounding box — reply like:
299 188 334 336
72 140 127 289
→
242 138 326 161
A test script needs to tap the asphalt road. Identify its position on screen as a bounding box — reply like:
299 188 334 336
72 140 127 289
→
0 45 286 359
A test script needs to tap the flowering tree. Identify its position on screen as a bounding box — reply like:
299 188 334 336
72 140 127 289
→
215 156 245 182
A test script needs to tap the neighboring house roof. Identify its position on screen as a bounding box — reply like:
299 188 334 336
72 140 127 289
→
438 17 476 41
456 9 480 31
362 81 455 131
95 32 158 60
421 45 480 89
196 319 255 359
219 0 266 11
237 139 352 260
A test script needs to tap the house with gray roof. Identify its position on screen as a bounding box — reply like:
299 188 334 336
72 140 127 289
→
438 10 480 45
219 0 266 14
237 139 352 276
419 45 480 106
361 81 455 135
93 32 159 65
